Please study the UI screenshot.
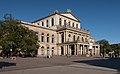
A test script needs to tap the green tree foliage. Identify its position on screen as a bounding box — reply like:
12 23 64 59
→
96 39 111 54
0 20 39 53
111 44 120 55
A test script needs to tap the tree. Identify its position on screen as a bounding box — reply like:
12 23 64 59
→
96 39 111 56
111 44 120 57
0 20 39 57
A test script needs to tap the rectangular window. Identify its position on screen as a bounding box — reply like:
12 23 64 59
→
46 20 48 27
52 38 54 43
64 20 66 25
72 23 74 27
42 22 44 26
51 18 54 26
68 21 70 26
47 37 49 42
59 18 62 26
76 24 78 28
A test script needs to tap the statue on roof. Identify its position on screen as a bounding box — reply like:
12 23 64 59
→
67 9 71 12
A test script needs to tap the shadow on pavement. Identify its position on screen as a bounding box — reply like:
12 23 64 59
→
73 58 120 73
0 61 16 69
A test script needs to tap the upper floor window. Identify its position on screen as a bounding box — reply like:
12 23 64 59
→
82 37 84 42
52 38 54 43
46 20 48 27
42 22 44 26
76 24 78 28
64 20 66 25
59 18 62 26
85 38 88 42
72 23 74 27
52 34 54 43
77 36 80 41
73 35 75 41
52 34 54 37
51 18 54 26
61 33 64 43
37 23 39 25
68 21 70 26
41 33 44 35
47 34 49 43
68 34 71 42
47 34 49 36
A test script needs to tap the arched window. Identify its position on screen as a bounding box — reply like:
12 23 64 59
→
51 34 54 43
47 34 49 43
68 34 71 42
82 37 84 42
59 18 62 26
41 46 44 55
41 46 44 49
64 20 66 25
73 35 75 41
41 33 44 42
85 38 88 42
68 21 70 26
51 18 54 26
77 36 80 41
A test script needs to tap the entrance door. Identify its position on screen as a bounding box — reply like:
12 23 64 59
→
71 45 75 55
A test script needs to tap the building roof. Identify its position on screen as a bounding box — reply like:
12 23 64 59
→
32 11 80 23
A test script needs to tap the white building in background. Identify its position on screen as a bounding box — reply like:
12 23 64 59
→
21 10 100 57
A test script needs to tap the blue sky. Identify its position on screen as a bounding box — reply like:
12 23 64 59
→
0 0 120 44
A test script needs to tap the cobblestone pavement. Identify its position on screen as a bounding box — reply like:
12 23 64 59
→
0 56 120 74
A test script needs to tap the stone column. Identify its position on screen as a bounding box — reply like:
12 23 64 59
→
64 45 67 55
76 44 78 55
80 45 83 55
66 31 68 42
97 45 100 55
67 45 68 55
64 31 66 42
83 45 85 54
59 33 61 43
57 33 59 43
68 45 70 55
77 44 80 55
69 45 71 55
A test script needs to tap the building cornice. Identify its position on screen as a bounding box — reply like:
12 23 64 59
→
56 26 90 35
21 22 56 31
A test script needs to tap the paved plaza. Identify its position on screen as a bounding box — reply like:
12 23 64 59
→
0 56 120 74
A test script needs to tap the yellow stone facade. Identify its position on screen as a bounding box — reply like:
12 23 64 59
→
21 11 100 57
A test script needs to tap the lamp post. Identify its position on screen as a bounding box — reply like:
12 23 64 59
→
10 49 12 58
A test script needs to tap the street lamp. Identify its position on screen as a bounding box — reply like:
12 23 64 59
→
10 49 12 57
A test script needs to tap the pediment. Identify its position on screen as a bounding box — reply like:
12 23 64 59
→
59 13 79 22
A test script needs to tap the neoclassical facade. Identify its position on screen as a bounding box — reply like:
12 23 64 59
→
21 11 100 57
